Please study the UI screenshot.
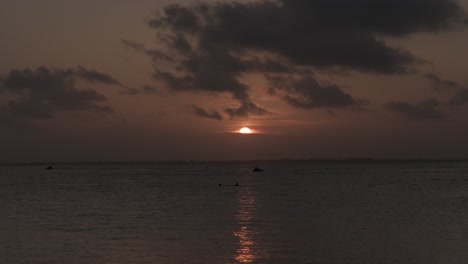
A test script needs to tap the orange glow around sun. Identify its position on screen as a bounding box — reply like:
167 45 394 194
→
239 127 252 134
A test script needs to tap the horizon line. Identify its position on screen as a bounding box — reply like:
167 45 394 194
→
3 158 468 165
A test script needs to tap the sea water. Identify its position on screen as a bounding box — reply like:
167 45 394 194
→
2 161 468 264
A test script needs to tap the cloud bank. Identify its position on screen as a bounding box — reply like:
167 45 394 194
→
0 66 117 122
191 105 224 120
386 98 447 119
139 0 465 118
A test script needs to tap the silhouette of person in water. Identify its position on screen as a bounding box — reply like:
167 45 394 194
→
235 182 239 186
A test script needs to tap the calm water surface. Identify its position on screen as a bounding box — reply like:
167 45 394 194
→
2 161 468 263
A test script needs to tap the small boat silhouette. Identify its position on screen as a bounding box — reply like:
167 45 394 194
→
46 166 53 170
253 166 264 172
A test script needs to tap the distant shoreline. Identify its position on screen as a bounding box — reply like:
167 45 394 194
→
2 158 468 166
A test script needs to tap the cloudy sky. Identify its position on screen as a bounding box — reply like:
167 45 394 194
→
1 0 468 162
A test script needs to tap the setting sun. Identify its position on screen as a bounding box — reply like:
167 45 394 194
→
239 127 252 134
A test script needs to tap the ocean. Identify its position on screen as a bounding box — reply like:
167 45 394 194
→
2 160 468 264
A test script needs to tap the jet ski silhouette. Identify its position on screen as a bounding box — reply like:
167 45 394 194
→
253 166 264 172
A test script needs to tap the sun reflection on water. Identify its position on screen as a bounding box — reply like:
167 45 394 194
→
233 186 257 263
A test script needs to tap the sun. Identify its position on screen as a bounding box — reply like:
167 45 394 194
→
239 127 252 134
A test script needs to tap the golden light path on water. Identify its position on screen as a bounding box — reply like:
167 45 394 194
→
233 182 263 263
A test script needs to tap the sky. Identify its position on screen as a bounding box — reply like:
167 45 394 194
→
1 0 468 162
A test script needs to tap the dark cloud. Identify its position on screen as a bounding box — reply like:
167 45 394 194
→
422 73 468 107
148 4 202 32
149 0 464 74
423 73 459 90
448 88 468 106
191 105 223 120
137 0 466 118
154 50 251 101
268 75 362 109
225 100 269 118
152 49 299 102
122 39 146 51
123 38 254 100
0 66 115 121
280 0 465 36
121 85 165 96
386 98 447 119
75 66 120 85
122 39 174 62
